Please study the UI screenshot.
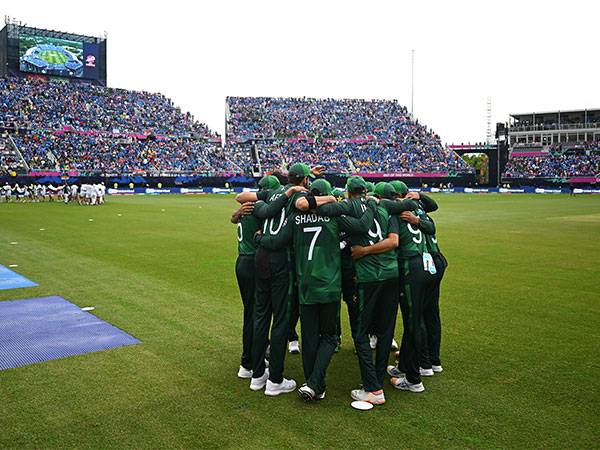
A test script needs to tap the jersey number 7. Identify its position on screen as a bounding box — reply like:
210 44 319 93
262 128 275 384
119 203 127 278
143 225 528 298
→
304 226 322 261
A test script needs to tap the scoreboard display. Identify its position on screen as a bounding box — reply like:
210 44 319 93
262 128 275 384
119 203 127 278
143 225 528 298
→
19 35 101 79
0 22 107 83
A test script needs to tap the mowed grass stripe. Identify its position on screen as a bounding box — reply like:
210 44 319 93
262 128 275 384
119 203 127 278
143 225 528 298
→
0 194 598 449
39 50 68 65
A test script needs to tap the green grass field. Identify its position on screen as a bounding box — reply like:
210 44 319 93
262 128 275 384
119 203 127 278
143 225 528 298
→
1 194 599 449
38 50 69 65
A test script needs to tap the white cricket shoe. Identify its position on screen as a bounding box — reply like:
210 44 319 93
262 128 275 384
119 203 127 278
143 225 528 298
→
420 367 435 377
351 388 385 405
369 335 378 350
237 365 253 379
298 384 326 401
432 365 443 373
265 378 297 396
298 384 316 401
288 340 300 354
249 369 269 391
387 365 405 377
390 376 425 393
391 338 399 350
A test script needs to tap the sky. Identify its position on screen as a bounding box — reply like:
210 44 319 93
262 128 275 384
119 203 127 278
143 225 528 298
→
3 0 599 144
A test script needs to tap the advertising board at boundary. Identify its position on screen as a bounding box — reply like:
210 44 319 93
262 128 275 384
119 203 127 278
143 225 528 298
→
107 187 600 196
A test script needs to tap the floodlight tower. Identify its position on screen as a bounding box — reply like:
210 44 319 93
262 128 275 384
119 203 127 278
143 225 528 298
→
410 49 415 116
486 96 493 144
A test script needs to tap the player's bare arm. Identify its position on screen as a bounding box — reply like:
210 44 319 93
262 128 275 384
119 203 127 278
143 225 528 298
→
285 185 308 197
351 233 399 260
235 192 258 204
295 194 336 211
231 202 255 223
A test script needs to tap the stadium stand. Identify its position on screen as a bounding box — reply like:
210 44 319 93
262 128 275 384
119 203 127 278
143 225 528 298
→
10 133 239 175
4 76 597 181
0 76 235 175
0 77 218 136
0 133 27 174
226 97 473 175
503 142 600 178
502 110 600 180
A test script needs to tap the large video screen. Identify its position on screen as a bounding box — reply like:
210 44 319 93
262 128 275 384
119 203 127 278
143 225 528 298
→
19 35 100 79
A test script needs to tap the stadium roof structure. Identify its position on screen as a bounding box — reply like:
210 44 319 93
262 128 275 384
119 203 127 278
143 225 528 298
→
509 109 600 132
510 109 600 120
507 108 600 145
6 21 105 44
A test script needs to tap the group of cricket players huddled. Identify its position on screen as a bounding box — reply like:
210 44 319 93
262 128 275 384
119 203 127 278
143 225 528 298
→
231 163 446 405
1 182 107 206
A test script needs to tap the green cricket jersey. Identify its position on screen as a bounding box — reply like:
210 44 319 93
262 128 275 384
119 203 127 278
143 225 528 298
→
424 216 440 254
292 212 342 304
417 195 440 255
234 187 289 255
235 188 274 255
237 214 261 255
396 207 435 258
353 205 400 283
314 197 371 275
254 186 289 250
285 188 306 216
338 197 369 273
257 198 376 304
418 193 438 213
380 198 419 215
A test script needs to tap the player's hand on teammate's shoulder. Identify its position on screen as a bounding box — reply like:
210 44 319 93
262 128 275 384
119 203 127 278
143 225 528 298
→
400 211 419 225
241 202 255 215
285 185 308 197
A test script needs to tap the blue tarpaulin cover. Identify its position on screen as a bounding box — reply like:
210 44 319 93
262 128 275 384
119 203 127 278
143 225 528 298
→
0 296 140 370
0 265 37 290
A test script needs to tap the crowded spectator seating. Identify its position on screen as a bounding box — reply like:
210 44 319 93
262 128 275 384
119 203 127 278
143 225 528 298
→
503 142 600 178
10 133 241 175
0 77 218 136
0 77 236 175
226 97 473 174
0 133 27 174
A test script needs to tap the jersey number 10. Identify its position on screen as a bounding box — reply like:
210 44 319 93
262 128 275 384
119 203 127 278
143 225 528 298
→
263 209 286 235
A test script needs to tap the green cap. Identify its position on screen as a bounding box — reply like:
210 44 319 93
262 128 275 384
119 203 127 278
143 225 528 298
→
365 182 376 195
331 188 345 200
345 175 367 194
374 181 396 199
288 162 315 179
310 178 332 196
390 180 408 196
258 175 280 191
